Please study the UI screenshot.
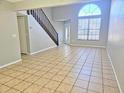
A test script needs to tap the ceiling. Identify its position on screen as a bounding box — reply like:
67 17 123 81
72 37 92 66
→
6 0 24 3
4 0 100 10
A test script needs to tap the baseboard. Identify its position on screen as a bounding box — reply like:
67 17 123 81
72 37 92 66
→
30 46 57 55
106 49 122 93
0 59 22 69
70 44 105 48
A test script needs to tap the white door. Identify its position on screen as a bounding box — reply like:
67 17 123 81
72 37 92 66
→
17 16 28 54
64 21 70 44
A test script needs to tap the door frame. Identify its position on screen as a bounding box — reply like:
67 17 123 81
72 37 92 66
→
17 15 30 55
64 20 71 44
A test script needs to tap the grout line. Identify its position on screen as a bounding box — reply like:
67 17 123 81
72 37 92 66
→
36 47 84 93
53 48 87 93
21 58 64 92
86 48 97 93
0 46 120 93
1 53 67 92
101 48 104 93
69 48 92 93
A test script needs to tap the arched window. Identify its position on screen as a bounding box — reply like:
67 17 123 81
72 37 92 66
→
78 4 101 40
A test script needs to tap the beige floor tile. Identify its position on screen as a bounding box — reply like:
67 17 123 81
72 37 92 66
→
71 86 87 93
54 91 62 93
45 81 60 90
56 83 73 93
57 70 69 76
71 69 80 73
0 84 10 93
7 71 24 78
62 77 76 85
38 88 54 93
5 89 21 93
49 71 58 75
13 67 29 72
0 67 10 72
52 75 65 82
5 65 16 69
103 66 113 70
1 70 15 75
0 46 119 93
103 74 116 80
34 77 50 86
4 79 22 87
75 80 89 89
33 71 46 77
104 79 118 87
92 68 101 73
23 84 42 93
33 66 43 70
80 70 91 76
49 69 60 73
13 81 32 91
87 90 98 93
82 67 92 71
88 82 103 93
78 74 90 81
24 75 40 83
42 73 55 79
103 69 114 75
0 76 13 84
25 69 38 74
41 67 51 72
91 71 102 78
90 76 102 84
104 86 120 93
16 73 32 80
67 72 79 78
0 74 6 78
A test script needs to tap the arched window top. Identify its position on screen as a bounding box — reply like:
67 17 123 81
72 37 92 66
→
78 4 101 17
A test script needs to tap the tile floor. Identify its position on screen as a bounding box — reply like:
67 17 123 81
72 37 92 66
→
0 45 120 93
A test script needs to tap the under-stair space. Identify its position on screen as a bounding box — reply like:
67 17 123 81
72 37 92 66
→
27 9 59 46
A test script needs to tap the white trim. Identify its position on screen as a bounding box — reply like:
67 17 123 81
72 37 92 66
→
0 59 22 69
106 49 122 93
30 46 57 55
69 44 105 48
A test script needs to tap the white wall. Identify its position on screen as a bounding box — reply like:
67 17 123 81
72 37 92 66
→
0 1 21 66
43 8 64 45
28 15 56 54
107 0 124 92
52 0 111 47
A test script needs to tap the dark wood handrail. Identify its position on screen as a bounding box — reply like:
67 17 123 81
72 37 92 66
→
27 9 59 46
40 9 58 35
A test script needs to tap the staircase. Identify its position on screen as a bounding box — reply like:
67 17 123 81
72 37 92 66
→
27 9 59 46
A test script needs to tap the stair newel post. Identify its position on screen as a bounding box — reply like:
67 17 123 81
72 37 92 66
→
37 9 39 22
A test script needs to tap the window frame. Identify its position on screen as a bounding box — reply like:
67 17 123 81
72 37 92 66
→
77 4 102 41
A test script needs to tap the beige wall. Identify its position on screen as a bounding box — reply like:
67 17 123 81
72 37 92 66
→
0 1 21 66
52 0 111 47
107 0 124 92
